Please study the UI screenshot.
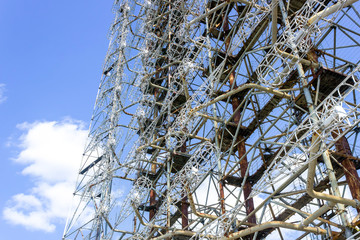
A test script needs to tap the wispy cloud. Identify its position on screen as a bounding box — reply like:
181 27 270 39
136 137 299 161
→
0 83 7 103
3 119 88 232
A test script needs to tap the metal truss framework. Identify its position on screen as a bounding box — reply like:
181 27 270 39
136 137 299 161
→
63 0 360 239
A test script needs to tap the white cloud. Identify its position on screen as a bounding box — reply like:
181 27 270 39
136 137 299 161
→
0 83 7 103
3 119 88 232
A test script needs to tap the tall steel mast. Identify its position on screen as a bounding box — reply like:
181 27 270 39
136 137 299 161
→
64 0 360 239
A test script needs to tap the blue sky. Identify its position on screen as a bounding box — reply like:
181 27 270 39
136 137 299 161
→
0 1 113 239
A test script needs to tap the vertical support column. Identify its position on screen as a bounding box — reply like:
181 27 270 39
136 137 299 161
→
180 143 189 229
181 193 189 229
230 87 256 224
166 156 171 232
332 132 360 212
219 180 226 215
150 76 160 222
223 3 256 225
218 3 230 219
238 137 257 224
149 167 157 221
219 179 227 237
271 0 278 45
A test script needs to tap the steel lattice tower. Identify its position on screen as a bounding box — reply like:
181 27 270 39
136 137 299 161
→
63 0 360 239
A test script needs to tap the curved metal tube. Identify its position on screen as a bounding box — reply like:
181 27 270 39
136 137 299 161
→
102 214 134 234
224 221 327 239
302 202 335 226
131 204 166 229
185 185 218 220
190 83 292 114
308 0 359 25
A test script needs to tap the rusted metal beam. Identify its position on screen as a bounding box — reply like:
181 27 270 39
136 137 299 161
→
180 143 189 229
223 7 256 225
238 137 257 225
332 131 360 212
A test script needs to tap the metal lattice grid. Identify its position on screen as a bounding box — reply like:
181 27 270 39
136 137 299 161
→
63 0 360 239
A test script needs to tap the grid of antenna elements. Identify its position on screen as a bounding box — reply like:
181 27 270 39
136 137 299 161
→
63 0 360 239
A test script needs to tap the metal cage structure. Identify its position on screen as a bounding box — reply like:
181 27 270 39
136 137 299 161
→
63 0 360 239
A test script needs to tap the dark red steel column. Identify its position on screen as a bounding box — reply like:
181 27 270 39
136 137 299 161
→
180 143 189 229
223 4 256 225
332 132 360 212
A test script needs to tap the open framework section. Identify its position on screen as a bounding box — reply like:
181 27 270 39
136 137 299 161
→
63 0 360 239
